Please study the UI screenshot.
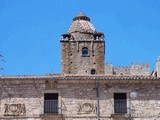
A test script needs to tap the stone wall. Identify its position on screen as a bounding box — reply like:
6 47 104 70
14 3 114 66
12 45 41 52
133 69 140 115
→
1 79 160 120
61 40 105 75
0 80 45 120
113 66 130 75
105 63 150 76
156 57 160 78
130 63 150 76
108 83 160 119
105 64 113 75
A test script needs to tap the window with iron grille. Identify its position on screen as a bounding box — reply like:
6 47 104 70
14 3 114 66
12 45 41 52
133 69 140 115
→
114 93 127 114
44 93 58 114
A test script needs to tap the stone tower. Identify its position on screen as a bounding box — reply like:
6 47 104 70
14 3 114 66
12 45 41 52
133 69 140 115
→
61 13 105 74
156 57 160 78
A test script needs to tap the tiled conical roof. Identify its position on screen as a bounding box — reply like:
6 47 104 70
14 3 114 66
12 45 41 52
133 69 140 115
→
68 12 96 33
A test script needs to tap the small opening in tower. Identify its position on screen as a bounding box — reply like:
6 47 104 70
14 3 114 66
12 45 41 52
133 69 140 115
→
82 47 89 56
91 69 96 75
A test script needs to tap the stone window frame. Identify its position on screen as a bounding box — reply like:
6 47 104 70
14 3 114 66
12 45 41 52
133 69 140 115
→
81 47 89 57
109 88 131 115
91 69 96 74
41 90 62 115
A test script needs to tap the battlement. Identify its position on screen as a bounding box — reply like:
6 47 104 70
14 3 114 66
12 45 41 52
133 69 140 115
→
105 63 150 76
113 66 130 75
130 63 150 76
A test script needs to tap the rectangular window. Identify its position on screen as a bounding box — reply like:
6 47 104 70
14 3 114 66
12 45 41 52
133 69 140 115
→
114 93 127 114
44 93 58 114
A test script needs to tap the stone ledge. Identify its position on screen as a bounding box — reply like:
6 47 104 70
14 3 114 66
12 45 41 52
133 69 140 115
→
111 113 130 118
40 114 63 118
0 116 40 119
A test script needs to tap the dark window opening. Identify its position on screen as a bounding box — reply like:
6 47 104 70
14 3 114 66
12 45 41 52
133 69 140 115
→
91 69 96 74
44 93 58 114
114 93 127 114
155 71 157 77
82 47 89 56
120 73 123 75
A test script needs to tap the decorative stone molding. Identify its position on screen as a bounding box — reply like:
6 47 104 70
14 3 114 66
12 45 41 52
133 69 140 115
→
78 102 95 114
0 75 159 81
4 104 25 116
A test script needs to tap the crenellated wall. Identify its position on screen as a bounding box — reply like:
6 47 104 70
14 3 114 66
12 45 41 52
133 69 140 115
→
130 63 150 76
105 63 150 76
113 66 130 75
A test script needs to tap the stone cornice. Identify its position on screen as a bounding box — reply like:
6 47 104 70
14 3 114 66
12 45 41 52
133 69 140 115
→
0 74 159 81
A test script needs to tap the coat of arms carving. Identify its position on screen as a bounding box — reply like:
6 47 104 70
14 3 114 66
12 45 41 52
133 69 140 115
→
4 104 25 116
78 102 95 114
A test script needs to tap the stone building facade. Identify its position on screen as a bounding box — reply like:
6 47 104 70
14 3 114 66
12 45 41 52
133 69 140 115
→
0 13 160 120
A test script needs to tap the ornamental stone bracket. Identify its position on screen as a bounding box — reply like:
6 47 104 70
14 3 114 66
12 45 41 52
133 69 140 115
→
4 104 25 116
78 102 96 114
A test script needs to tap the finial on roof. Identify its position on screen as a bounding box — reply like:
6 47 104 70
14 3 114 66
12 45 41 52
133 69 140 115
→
73 12 90 21
68 12 97 33
77 12 86 17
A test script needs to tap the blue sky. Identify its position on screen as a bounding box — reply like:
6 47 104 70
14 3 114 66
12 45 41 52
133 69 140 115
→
0 0 160 75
